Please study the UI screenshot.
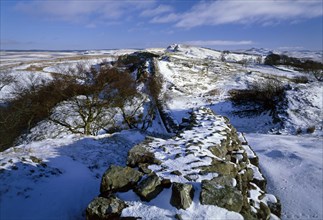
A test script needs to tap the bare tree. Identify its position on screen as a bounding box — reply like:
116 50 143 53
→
49 94 117 135
49 63 144 134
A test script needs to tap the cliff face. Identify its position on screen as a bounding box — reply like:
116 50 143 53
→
87 107 281 219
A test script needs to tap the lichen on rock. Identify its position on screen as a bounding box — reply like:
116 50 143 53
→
170 182 195 210
100 165 143 193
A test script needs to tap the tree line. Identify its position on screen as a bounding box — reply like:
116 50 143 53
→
0 52 162 151
264 53 323 81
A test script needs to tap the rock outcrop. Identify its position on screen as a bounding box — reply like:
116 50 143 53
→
86 196 127 220
100 165 143 193
134 173 164 201
86 107 281 219
200 178 243 212
170 183 195 210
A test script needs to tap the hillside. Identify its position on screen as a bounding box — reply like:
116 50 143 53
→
0 45 322 219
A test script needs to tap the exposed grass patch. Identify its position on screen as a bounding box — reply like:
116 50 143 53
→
25 65 45 72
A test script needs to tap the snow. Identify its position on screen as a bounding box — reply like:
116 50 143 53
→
283 82 323 135
0 130 146 220
155 45 323 219
235 48 323 63
245 133 323 219
117 109 245 220
1 45 322 219
116 107 275 219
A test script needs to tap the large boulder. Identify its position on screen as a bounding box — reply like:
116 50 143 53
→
86 196 127 220
134 173 164 201
257 202 271 220
100 165 143 193
200 177 243 212
199 160 238 177
170 183 194 210
127 144 161 167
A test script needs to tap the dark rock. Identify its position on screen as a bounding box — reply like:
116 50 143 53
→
100 165 143 193
209 175 235 187
127 145 161 167
179 122 190 130
170 183 194 210
181 117 190 123
138 163 152 174
184 174 199 182
268 197 282 217
240 196 255 220
161 179 172 188
30 156 42 164
249 156 259 167
200 178 243 212
86 196 127 220
257 202 271 220
135 173 164 201
170 170 182 176
175 214 184 220
252 178 267 191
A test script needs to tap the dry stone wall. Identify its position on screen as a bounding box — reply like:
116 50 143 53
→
86 107 281 219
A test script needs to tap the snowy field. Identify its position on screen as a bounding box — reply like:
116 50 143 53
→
0 46 322 219
245 133 323 219
0 131 146 220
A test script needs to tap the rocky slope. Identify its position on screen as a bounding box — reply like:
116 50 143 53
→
86 107 281 219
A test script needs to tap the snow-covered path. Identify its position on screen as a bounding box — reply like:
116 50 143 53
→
245 133 323 219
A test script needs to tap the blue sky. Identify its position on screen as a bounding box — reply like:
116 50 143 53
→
1 0 322 50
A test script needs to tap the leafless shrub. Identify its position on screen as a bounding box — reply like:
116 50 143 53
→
290 76 309 84
220 52 226 62
229 79 286 112
206 89 219 96
306 126 315 134
296 127 302 135
238 58 248 67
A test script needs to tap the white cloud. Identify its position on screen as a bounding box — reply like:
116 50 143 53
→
183 40 254 46
151 13 179 23
151 0 323 28
15 0 155 23
140 5 173 17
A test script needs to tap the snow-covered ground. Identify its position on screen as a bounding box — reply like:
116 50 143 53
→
235 48 323 63
245 133 323 219
0 45 322 219
0 130 146 220
156 45 323 219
